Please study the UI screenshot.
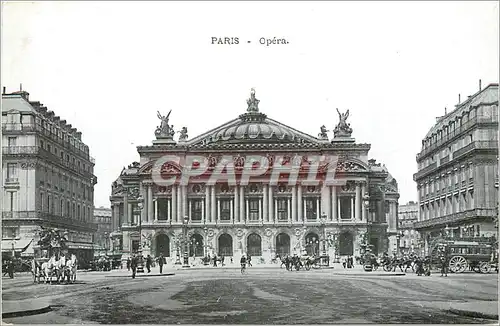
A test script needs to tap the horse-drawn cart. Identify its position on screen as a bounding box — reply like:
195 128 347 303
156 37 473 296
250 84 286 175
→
431 238 496 274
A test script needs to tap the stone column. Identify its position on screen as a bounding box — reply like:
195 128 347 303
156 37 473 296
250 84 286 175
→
275 199 278 221
182 185 187 220
172 185 177 223
205 185 210 223
361 183 366 222
141 183 147 223
154 200 158 222
176 185 182 223
292 186 297 222
321 184 330 220
239 187 245 223
230 199 234 223
128 203 133 225
355 183 361 221
234 185 239 223
338 198 341 220
148 185 154 222
263 186 268 222
211 186 216 223
217 199 221 223
167 200 170 221
287 198 291 223
123 193 129 226
268 185 274 224
331 186 337 221
297 185 302 223
259 198 263 222
201 199 205 223
246 198 249 222
111 204 117 231
351 197 354 220
189 201 192 222
316 198 320 221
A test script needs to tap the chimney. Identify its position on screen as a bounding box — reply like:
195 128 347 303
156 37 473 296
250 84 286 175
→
445 107 447 115
458 94 461 103
479 79 482 91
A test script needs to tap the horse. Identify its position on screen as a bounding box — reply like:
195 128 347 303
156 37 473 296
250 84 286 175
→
65 254 78 283
32 259 43 283
297 255 319 270
55 255 68 283
40 256 57 284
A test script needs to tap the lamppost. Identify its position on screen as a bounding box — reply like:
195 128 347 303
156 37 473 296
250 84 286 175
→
104 232 108 255
174 235 182 265
302 225 307 254
182 216 190 268
320 213 327 255
203 226 209 265
136 195 145 273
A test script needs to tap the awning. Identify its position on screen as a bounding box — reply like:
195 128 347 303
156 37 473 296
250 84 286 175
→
66 242 94 250
21 239 35 257
1 239 33 253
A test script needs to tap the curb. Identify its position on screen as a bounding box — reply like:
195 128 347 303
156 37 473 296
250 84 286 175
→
105 273 175 278
448 308 499 320
2 305 52 319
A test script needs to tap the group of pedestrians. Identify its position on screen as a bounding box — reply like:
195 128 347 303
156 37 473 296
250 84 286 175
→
127 253 166 278
342 256 354 269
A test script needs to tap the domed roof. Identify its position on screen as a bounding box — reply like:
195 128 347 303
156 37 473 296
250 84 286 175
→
210 112 295 143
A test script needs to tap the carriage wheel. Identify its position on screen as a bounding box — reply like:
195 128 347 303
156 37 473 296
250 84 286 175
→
449 256 467 273
479 262 492 274
305 263 311 271
383 264 391 272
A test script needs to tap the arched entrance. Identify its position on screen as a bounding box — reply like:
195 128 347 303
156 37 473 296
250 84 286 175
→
305 233 320 256
339 232 354 256
189 234 204 257
218 234 233 256
247 233 262 256
155 234 170 257
276 233 290 256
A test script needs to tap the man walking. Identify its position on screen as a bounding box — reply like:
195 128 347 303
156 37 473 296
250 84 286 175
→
158 254 165 274
131 254 138 279
146 255 152 273
440 246 449 277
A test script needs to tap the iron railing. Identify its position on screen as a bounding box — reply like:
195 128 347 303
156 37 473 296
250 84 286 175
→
2 146 39 155
2 211 98 232
414 208 497 229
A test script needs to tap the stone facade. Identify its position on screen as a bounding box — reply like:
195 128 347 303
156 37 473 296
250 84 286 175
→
93 207 112 255
398 201 420 255
109 90 400 264
1 88 97 263
413 83 499 254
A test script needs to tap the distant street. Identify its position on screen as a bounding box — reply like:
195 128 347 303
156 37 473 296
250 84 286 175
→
2 265 498 324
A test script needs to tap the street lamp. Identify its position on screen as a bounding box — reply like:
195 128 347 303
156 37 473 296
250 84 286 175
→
203 226 209 265
136 195 145 273
320 213 327 255
104 232 109 255
182 216 190 268
174 235 182 265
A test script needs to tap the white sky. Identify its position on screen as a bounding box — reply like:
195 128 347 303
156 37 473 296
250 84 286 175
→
2 1 499 209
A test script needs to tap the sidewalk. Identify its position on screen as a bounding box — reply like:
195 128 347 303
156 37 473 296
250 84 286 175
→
2 298 52 318
413 300 498 320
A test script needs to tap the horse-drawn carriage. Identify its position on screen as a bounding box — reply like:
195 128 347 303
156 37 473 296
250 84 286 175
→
279 254 321 271
31 228 78 284
430 238 497 274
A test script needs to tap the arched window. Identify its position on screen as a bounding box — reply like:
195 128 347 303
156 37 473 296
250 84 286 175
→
218 234 233 256
156 234 170 257
276 233 290 256
189 234 204 257
247 233 262 256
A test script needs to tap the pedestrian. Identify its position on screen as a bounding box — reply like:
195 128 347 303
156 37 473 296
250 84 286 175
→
146 255 152 273
247 254 252 267
127 257 131 271
440 247 449 277
213 254 218 267
158 253 164 274
342 257 347 269
230 257 233 264
8 259 15 279
221 255 225 267
131 254 138 279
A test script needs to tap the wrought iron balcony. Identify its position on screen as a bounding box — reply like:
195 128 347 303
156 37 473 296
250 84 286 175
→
414 208 497 229
2 211 97 232
2 146 39 155
2 123 37 132
453 141 498 160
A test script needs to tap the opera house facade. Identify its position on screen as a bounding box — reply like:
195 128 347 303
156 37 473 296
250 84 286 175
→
109 90 400 264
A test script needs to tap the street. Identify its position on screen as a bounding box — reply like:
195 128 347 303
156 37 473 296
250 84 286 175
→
2 265 498 324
